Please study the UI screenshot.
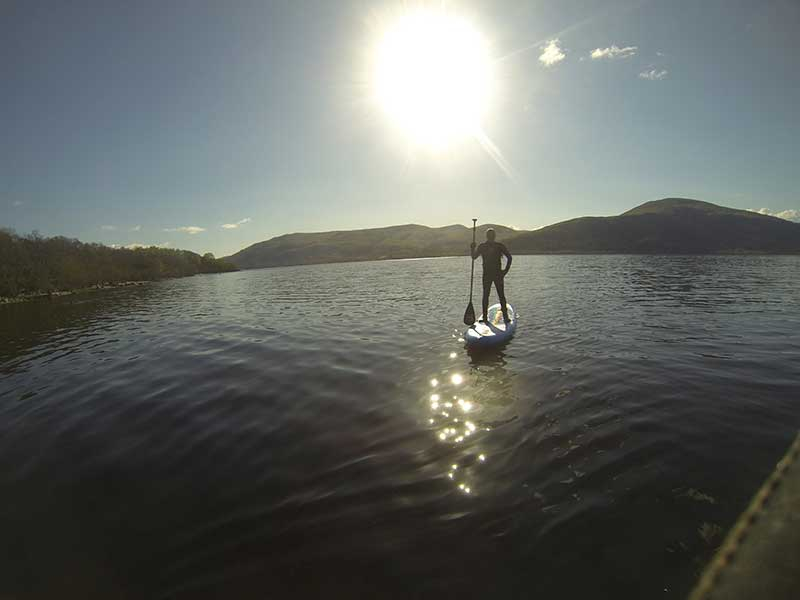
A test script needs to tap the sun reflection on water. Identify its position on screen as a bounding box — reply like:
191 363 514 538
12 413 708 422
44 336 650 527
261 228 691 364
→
423 353 499 496
423 346 517 497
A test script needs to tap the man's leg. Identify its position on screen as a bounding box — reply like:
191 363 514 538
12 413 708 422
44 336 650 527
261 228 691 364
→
481 274 492 322
495 274 509 322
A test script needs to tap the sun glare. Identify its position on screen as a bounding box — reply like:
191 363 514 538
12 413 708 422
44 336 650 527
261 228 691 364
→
371 9 493 151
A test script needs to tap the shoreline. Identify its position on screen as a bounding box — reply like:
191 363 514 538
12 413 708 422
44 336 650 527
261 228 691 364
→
0 280 151 305
230 251 800 271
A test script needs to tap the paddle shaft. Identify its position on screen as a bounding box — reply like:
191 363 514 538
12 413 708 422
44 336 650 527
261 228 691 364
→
468 219 477 300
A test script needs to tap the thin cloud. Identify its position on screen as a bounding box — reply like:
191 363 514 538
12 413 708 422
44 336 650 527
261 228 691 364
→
639 68 668 80
496 1 641 64
163 226 205 234
101 224 117 231
221 218 252 230
590 45 637 60
12 200 23 207
748 208 800 222
131 225 141 232
123 241 172 249
539 39 566 67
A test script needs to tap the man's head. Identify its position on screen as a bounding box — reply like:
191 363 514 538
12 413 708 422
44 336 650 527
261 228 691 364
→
485 228 496 242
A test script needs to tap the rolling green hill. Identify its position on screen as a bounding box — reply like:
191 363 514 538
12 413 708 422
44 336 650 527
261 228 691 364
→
507 198 800 254
225 223 518 269
225 199 800 269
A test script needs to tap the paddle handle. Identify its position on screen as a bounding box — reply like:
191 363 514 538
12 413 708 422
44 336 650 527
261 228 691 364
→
469 219 477 299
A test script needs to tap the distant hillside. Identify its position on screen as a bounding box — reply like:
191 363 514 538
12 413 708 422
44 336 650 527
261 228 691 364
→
507 198 800 254
225 199 800 269
225 223 519 269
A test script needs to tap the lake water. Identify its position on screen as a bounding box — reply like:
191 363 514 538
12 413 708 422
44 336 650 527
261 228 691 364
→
1 255 799 599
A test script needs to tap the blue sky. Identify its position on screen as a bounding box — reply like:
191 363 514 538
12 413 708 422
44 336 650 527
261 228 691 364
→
2 0 798 256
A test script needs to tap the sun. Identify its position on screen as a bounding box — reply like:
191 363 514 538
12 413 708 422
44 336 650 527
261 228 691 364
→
371 9 493 151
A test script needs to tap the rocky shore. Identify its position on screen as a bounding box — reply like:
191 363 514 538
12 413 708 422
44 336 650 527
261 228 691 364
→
0 280 150 304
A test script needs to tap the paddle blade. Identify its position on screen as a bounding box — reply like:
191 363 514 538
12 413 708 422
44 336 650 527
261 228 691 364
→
463 302 476 325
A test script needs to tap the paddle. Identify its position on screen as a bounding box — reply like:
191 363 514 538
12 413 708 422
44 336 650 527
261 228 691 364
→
463 218 478 325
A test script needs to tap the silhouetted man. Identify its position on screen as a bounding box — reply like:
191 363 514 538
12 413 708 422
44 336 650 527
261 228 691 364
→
471 228 512 323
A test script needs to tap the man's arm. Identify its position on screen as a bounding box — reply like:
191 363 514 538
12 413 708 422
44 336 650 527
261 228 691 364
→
470 242 483 260
501 244 512 274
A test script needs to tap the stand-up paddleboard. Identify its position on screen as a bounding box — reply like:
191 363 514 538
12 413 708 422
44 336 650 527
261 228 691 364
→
465 303 517 349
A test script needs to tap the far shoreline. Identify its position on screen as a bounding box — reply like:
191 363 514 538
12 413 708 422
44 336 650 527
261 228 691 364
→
229 251 800 272
4 252 797 303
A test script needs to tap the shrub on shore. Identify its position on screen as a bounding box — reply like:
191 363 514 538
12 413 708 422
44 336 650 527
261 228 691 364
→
0 229 237 298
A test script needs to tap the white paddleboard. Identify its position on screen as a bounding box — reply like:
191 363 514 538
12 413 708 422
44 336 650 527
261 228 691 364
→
464 303 517 349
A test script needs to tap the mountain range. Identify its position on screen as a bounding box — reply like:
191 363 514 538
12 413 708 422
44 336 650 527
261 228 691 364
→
225 199 800 269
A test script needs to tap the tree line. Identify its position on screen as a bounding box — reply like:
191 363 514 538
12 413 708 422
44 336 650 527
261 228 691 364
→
0 229 237 298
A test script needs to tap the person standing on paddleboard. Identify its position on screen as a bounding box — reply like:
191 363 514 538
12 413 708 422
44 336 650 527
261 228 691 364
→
471 228 512 323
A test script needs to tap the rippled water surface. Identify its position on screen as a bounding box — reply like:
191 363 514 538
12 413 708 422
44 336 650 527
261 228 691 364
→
2 256 799 599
